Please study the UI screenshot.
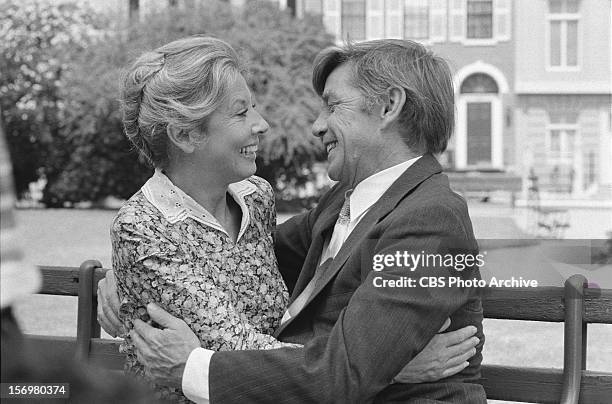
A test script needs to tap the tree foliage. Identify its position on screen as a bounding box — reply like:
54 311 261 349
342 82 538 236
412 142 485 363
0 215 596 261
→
0 0 101 197
1 0 333 205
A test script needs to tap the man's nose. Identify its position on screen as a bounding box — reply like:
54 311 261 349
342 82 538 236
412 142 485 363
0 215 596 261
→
311 111 328 138
252 110 270 136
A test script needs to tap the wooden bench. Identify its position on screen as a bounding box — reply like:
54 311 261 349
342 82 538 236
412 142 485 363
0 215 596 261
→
25 260 612 403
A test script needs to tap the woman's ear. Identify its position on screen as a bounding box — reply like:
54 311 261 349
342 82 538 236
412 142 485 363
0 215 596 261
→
380 87 407 130
166 124 195 153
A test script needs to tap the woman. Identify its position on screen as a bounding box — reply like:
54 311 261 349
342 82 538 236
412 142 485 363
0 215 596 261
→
112 36 294 402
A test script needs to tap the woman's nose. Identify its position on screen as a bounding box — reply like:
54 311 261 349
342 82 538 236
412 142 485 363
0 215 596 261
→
252 111 270 136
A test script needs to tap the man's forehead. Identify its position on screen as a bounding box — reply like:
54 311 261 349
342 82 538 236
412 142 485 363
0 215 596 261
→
321 64 356 101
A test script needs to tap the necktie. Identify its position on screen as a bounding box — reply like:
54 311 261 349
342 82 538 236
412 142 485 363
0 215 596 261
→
337 190 351 225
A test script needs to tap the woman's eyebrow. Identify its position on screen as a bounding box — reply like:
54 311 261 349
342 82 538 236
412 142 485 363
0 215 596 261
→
231 99 248 109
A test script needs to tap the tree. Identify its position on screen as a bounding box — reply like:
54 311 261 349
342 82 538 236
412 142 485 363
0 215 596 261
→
2 0 333 205
0 0 100 197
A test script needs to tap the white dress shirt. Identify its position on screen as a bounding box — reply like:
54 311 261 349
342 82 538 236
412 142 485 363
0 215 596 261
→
182 156 422 403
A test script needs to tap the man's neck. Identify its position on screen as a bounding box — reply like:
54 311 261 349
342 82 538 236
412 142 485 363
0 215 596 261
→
343 148 422 189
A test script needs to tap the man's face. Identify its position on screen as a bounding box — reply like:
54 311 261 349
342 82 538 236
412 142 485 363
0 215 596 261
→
312 63 383 185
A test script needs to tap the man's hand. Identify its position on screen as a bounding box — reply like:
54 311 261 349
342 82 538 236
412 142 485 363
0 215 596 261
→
97 271 125 337
393 319 479 383
131 303 201 388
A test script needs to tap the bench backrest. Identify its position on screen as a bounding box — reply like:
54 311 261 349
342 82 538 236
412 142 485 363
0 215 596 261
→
25 261 612 403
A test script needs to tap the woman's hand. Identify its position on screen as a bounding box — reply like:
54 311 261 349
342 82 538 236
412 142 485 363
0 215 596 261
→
392 319 479 383
96 271 125 337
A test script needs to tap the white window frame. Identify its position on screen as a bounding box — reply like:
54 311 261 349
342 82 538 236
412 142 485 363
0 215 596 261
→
450 0 511 46
545 124 579 164
456 94 503 169
545 12 581 71
545 123 582 193
385 0 404 39
403 0 431 44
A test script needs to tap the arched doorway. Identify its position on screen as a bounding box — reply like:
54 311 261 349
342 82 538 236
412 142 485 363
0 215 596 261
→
454 63 507 170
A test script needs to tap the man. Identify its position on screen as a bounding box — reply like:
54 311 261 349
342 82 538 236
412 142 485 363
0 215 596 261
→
98 40 485 402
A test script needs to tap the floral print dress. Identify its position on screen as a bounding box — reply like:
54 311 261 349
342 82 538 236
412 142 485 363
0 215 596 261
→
111 171 293 402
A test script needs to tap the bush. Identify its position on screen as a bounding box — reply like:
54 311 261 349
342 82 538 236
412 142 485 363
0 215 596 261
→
0 0 101 197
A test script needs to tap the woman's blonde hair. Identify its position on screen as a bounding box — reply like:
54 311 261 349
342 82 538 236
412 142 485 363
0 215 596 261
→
121 36 242 167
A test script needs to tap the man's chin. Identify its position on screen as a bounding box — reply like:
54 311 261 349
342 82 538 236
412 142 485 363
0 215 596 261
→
327 168 340 182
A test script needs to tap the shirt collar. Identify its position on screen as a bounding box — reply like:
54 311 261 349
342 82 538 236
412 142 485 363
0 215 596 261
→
349 156 422 222
142 169 257 240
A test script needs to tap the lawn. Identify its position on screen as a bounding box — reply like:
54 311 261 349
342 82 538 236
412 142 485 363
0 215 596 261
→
11 208 612 378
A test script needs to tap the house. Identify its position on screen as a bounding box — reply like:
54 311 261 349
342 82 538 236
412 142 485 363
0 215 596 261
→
290 0 611 200
514 0 611 198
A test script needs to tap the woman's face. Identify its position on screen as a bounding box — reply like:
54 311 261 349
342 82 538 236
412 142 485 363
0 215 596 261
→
195 74 269 183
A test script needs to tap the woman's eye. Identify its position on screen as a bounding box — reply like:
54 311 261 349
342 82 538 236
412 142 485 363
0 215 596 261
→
238 109 248 116
328 104 336 113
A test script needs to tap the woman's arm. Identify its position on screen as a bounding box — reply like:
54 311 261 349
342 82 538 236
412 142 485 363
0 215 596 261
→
111 211 298 353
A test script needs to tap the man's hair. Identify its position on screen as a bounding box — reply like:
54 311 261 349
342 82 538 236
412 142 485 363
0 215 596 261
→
312 40 454 154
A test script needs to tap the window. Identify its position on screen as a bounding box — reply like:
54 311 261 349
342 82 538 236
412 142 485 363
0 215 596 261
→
548 0 580 69
303 0 322 15
404 0 429 40
466 0 493 39
460 73 499 94
341 0 366 40
449 0 510 43
547 126 576 163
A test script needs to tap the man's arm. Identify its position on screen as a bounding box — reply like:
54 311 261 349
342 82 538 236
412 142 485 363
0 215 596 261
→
273 210 314 294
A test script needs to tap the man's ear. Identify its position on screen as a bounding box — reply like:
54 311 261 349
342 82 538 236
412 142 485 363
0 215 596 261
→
166 124 196 153
380 87 407 130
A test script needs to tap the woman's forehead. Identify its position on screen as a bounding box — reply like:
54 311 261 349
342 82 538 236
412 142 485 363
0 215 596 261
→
223 75 252 106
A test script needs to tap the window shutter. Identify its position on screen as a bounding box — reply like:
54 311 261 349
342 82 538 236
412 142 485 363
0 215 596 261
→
323 0 342 41
430 0 448 42
366 0 384 39
449 0 465 42
494 0 511 41
385 0 403 39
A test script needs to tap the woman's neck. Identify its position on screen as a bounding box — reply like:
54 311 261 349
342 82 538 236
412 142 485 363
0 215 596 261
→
163 163 229 222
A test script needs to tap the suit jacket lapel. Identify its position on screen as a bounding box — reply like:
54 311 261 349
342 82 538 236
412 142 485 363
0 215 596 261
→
277 154 443 335
287 190 345 303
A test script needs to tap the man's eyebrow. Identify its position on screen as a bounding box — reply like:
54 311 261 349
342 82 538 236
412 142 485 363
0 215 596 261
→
321 90 339 103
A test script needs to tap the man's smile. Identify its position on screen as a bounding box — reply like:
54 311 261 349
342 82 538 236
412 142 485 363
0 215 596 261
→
325 141 338 154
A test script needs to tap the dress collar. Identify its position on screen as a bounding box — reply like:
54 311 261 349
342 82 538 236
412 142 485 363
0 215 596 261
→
141 170 257 241
349 156 422 222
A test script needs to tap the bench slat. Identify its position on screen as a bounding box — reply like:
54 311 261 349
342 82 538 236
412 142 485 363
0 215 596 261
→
480 365 612 403
38 266 107 296
482 287 612 323
25 335 124 371
39 266 612 323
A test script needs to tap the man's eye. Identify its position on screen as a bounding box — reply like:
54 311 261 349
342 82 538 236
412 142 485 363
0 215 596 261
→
327 104 337 113
238 109 248 116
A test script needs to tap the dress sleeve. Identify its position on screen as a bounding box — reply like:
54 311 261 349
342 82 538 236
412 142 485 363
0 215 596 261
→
111 207 299 356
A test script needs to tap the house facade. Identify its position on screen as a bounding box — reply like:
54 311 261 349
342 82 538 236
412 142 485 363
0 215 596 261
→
291 0 611 198
514 0 611 198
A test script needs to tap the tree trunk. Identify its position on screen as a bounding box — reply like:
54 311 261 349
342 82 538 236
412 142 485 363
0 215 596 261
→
129 0 139 23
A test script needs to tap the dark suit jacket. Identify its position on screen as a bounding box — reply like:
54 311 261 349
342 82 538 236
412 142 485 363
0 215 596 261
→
210 154 486 403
